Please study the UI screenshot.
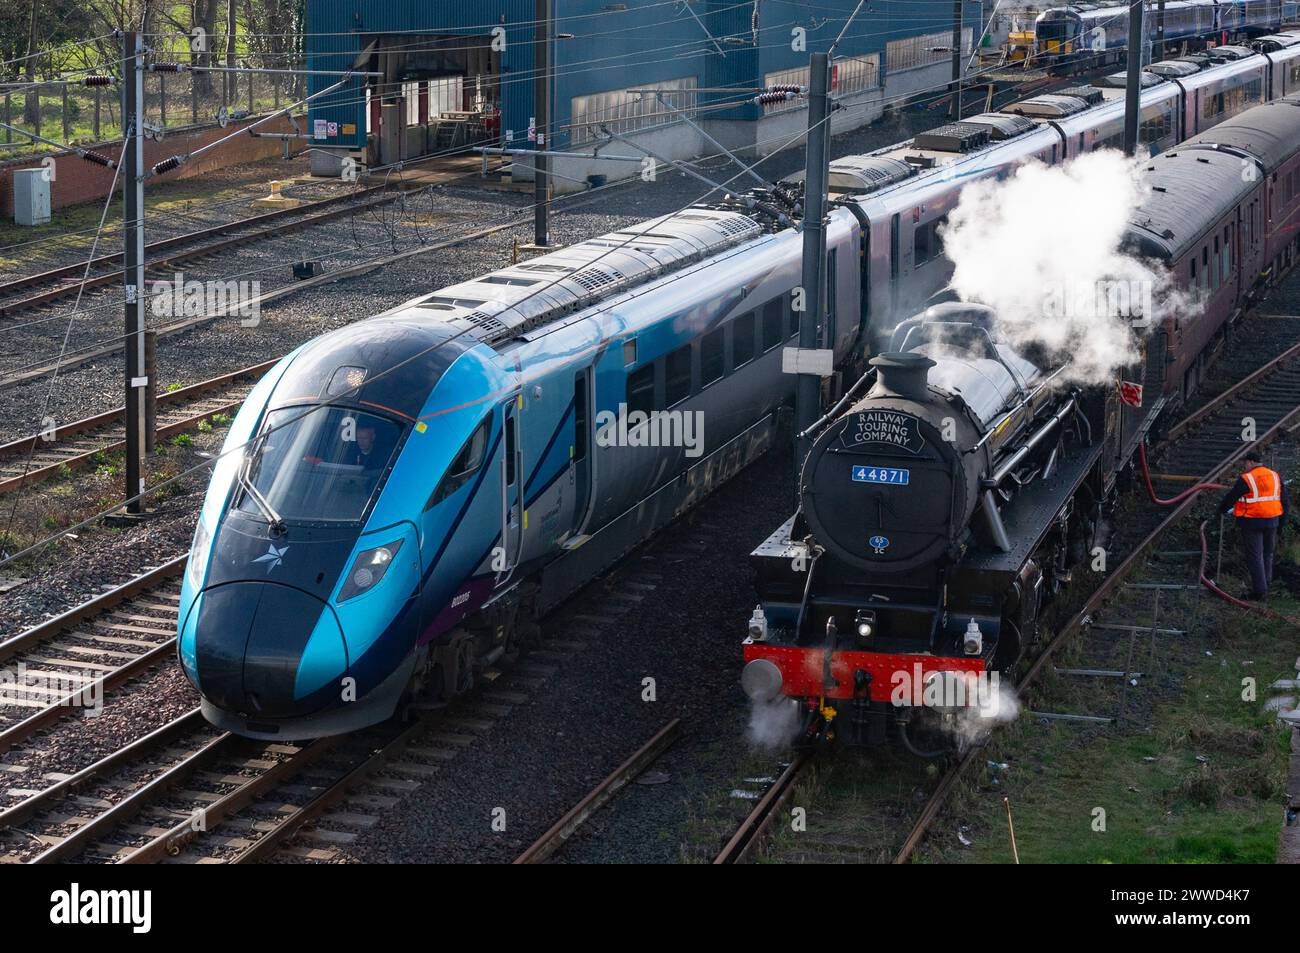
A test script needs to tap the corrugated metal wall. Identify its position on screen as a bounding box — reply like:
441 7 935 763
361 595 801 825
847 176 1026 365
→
306 1 985 154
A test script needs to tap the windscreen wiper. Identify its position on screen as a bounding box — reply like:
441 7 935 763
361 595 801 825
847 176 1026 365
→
238 451 287 537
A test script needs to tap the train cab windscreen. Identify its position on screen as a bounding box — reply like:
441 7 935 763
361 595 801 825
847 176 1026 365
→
237 406 403 524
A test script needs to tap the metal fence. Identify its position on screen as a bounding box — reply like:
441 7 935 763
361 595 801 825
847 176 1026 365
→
0 63 305 154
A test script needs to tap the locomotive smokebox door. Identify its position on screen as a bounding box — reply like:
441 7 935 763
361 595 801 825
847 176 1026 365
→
800 353 974 575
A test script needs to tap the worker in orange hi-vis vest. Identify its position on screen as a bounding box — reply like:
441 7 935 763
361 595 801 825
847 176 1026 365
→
1218 450 1289 601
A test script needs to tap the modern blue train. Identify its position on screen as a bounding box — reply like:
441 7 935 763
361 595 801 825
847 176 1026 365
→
1034 0 1282 65
180 30 1300 739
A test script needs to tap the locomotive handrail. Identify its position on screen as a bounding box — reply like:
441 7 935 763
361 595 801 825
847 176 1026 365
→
989 394 1079 486
969 363 1072 452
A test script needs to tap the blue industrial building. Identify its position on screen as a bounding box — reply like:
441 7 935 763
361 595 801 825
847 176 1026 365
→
305 1 984 185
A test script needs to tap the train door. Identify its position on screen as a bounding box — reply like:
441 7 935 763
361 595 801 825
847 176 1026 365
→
889 213 900 318
496 395 523 586
825 248 839 348
569 369 592 537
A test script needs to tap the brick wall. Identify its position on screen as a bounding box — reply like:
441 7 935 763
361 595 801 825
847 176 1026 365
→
0 115 296 219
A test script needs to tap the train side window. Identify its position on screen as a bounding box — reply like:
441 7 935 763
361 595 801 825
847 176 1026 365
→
1223 226 1231 279
573 374 588 462
914 223 932 265
733 312 756 368
627 364 654 416
787 293 799 338
1212 236 1220 290
504 415 517 487
1190 257 1197 283
1202 246 1210 290
664 344 692 407
701 327 725 386
425 418 490 509
623 339 637 366
762 299 783 352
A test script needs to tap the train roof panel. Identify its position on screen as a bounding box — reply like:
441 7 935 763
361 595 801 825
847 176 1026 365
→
1146 59 1202 77
1180 95 1300 172
911 122 992 153
1095 70 1167 88
959 112 1038 140
1126 150 1256 260
405 208 763 347
1003 93 1092 117
1252 32 1300 51
821 155 916 193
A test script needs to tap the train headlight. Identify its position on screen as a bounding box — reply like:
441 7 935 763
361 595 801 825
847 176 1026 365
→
186 519 212 593
338 539 404 603
741 658 784 702
855 609 876 645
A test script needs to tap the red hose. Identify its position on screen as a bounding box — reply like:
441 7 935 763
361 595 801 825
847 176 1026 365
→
1139 441 1298 623
1137 441 1226 505
1197 518 1300 624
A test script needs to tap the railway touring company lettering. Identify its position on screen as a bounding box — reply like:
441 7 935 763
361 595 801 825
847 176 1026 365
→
49 883 152 933
843 410 926 454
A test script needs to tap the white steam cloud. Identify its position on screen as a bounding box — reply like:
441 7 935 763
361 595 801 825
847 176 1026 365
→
940 150 1192 386
747 696 801 748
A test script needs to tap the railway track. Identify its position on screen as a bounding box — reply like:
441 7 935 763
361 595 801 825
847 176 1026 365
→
713 314 1300 865
0 550 666 862
0 184 395 321
513 719 682 864
0 558 185 766
0 359 278 496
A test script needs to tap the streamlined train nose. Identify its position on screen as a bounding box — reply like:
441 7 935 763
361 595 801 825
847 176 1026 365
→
189 581 348 719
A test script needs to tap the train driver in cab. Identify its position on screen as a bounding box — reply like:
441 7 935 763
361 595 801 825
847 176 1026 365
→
1218 451 1289 601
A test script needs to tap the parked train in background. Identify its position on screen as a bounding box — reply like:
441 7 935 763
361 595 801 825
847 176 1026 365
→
741 94 1300 754
1031 0 1282 67
179 32 1300 741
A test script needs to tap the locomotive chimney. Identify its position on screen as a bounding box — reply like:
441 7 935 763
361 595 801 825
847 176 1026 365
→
869 352 935 401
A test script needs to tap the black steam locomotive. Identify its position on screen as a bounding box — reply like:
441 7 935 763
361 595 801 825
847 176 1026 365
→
742 303 1125 754
741 91 1300 753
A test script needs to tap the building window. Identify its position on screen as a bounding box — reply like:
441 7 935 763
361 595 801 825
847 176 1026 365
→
570 75 698 144
886 29 972 73
761 54 880 115
403 82 421 125
428 76 464 118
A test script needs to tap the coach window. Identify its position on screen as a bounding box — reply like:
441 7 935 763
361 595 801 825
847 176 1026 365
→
665 344 692 407
627 364 654 415
623 339 637 366
1190 256 1197 285
1202 247 1210 291
733 312 756 368
762 299 783 352
701 327 725 386
1222 225 1232 280
787 293 799 338
1212 236 1220 291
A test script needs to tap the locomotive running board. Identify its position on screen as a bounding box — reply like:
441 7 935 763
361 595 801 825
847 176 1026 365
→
535 411 784 616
